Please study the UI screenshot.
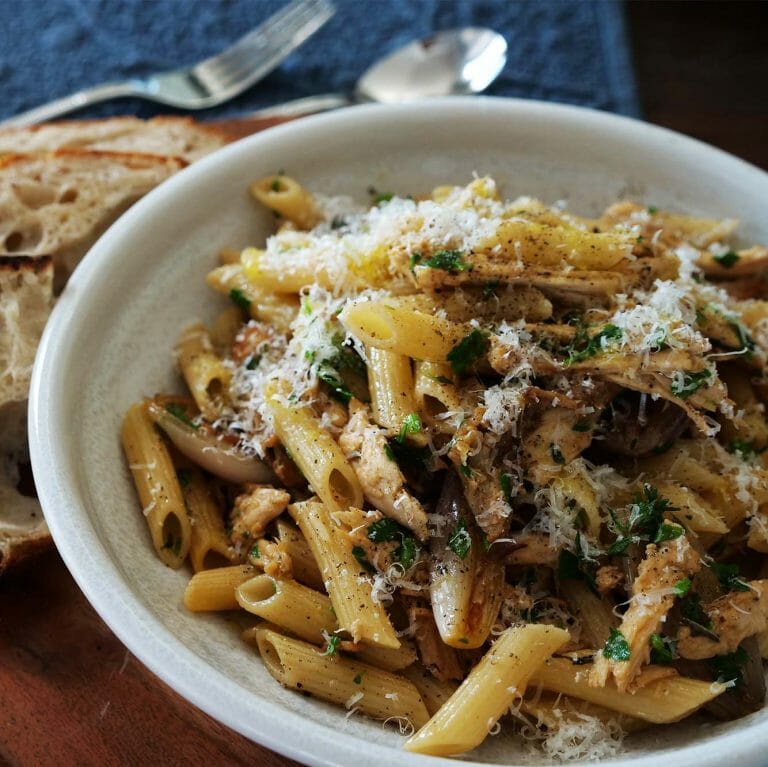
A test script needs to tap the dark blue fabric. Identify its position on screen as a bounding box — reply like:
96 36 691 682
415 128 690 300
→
0 0 639 122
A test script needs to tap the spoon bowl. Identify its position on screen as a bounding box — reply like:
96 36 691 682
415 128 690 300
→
355 28 508 103
245 27 507 119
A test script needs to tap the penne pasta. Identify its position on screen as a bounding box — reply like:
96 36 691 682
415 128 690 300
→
121 401 191 568
289 500 401 649
175 323 231 421
184 564 255 611
181 467 235 572
255 626 429 727
404 624 569 755
266 382 363 513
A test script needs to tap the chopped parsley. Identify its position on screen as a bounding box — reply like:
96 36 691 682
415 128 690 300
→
671 369 713 399
324 635 341 656
459 463 472 478
572 420 592 432
366 519 419 570
250 543 260 560
424 249 473 274
397 413 422 443
680 593 716 638
673 577 692 597
408 252 423 270
245 354 261 370
711 647 748 688
647 206 658 215
229 287 252 312
353 673 363 685
607 484 682 554
447 518 472 560
165 402 199 430
650 633 678 664
713 250 740 268
315 332 367 404
603 628 631 661
330 215 347 230
270 177 282 192
351 545 374 573
373 192 393 205
317 368 353 403
500 472 513 504
710 562 751 593
557 533 597 590
447 329 488 374
386 439 431 471
564 324 622 366
728 439 756 460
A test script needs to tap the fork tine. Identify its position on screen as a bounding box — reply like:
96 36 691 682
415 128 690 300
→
199 0 332 78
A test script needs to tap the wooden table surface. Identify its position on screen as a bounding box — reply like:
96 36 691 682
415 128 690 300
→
2 4 767 766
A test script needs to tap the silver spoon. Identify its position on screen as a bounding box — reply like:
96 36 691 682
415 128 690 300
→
246 27 507 119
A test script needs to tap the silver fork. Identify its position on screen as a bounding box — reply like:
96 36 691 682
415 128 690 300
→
1 0 334 128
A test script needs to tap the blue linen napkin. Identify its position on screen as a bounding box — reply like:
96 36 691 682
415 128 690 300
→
0 0 639 123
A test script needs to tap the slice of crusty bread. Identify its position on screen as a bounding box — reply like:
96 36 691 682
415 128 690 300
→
0 255 53 403
0 255 54 571
0 398 50 572
0 149 185 288
0 116 227 163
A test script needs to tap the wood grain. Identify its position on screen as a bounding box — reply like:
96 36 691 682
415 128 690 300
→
0 550 301 767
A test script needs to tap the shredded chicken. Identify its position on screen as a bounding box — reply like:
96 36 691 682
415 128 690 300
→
230 483 291 546
406 602 464 681
595 565 625 595
339 401 429 541
678 579 768 659
505 532 559 566
256 538 293 579
590 534 701 692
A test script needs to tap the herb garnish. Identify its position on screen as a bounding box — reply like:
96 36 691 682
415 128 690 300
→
607 484 682 554
324 635 341 656
367 519 419 570
650 634 678 664
674 577 692 597
165 402 199 430
447 518 472 560
572 420 592 432
250 543 260 560
713 251 740 268
447 329 488 374
680 592 717 638
557 533 597 590
603 628 631 661
397 413 422 443
728 440 756 460
564 324 622 366
229 287 252 312
710 562 751 593
352 545 374 573
500 472 513 504
671 369 713 399
424 249 473 274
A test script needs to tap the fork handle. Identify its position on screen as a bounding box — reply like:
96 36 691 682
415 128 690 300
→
0 81 144 128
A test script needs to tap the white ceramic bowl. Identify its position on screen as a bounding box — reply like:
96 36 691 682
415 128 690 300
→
29 98 768 767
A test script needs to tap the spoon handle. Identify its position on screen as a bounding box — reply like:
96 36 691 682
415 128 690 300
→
237 93 352 120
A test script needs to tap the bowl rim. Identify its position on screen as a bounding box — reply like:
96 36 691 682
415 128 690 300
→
28 95 768 767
